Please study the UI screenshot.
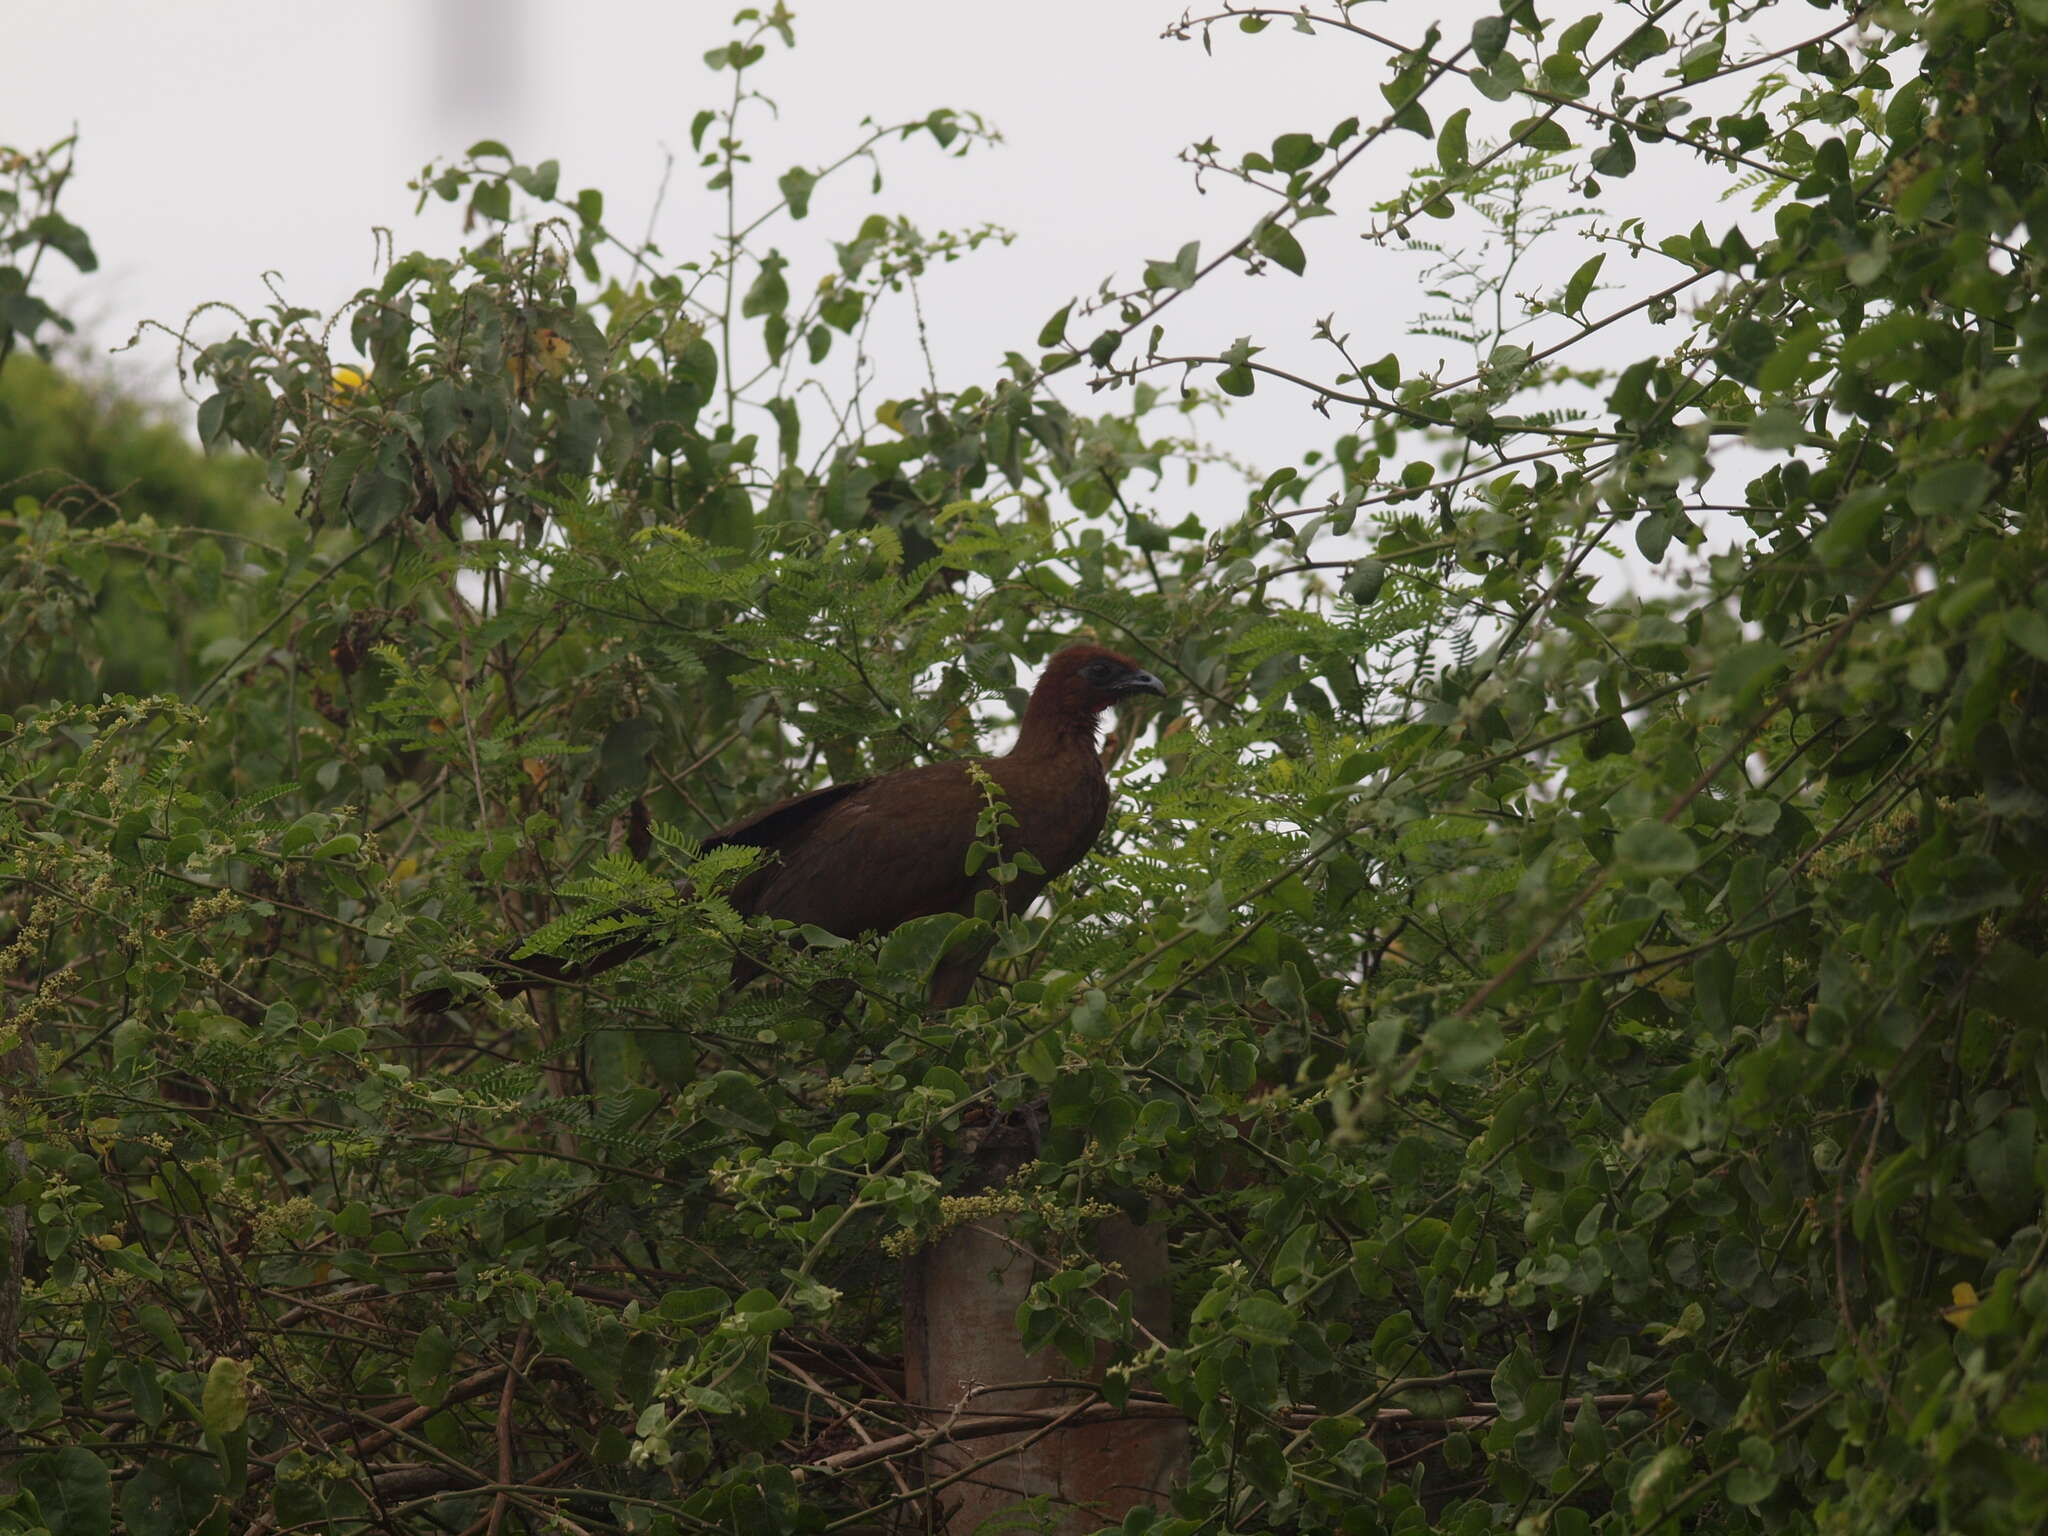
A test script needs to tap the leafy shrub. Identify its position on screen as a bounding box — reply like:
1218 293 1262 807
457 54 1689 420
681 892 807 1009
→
4 2 2047 1532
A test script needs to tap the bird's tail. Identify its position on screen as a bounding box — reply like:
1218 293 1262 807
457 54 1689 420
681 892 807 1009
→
406 932 656 1016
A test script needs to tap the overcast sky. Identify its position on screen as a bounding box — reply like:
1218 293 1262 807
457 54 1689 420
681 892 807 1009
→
13 0 1800 549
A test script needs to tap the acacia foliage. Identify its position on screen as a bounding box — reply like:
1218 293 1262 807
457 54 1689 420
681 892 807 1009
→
3 1 2048 1532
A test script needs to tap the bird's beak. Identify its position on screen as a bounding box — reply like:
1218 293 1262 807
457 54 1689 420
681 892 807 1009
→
1116 669 1167 697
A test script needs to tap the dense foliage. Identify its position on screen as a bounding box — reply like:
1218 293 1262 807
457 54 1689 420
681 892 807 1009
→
4 0 2047 1531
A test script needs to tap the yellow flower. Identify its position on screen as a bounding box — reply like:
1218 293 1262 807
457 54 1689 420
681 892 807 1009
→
508 328 573 395
1943 1281 1978 1329
330 365 370 406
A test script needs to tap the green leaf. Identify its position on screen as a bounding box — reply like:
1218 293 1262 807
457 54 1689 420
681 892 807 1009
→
1510 117 1573 153
1234 1295 1296 1344
2005 609 2048 662
1636 506 1676 563
1894 166 1942 226
703 1070 776 1134
1473 55 1524 101
1143 241 1202 292
1427 1014 1505 1075
1615 821 1698 878
741 252 789 319
1037 301 1075 346
878 914 989 985
1343 559 1387 604
1255 222 1307 276
1270 1224 1316 1286
1847 246 1887 285
1667 1351 1740 1425
659 1287 730 1326
138 1304 189 1362
408 1327 456 1409
201 1356 252 1435
1217 363 1256 396
1964 1113 2036 1221
1471 15 1510 66
1491 1347 1541 1423
1563 252 1605 317
1747 406 1806 449
1389 99 1433 138
768 394 800 464
1906 645 1949 693
1908 460 1993 516
1712 321 1777 387
1813 487 1891 566
470 178 511 223
512 158 559 200
1618 24 1669 67
1017 1035 1060 1085
120 1457 222 1536
1589 128 1637 178
1271 133 1322 172
1907 854 2017 928
1632 1444 1691 1511
1437 108 1471 172
735 1288 795 1334
1369 1311 1418 1368
820 288 862 332
1709 641 1787 709
197 391 230 446
22 1448 111 1536
1542 56 1591 99
777 166 816 219
1727 1462 1781 1506
1558 14 1603 54
25 213 99 274
1731 796 1781 836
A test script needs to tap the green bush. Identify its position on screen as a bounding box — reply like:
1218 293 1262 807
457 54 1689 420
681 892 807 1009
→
3 2 2046 1532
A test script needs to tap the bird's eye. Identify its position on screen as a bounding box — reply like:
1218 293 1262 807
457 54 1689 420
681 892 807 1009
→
1083 661 1114 683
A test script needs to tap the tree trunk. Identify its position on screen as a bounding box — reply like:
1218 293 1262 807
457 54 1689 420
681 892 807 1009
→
902 1113 1184 1533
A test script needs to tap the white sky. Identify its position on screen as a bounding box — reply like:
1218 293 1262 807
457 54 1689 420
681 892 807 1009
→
12 0 1816 561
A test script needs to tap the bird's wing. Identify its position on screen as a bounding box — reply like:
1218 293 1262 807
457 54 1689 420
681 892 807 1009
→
727 760 990 935
699 777 874 854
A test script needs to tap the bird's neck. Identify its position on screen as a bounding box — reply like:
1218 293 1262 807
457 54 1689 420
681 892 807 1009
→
1009 704 1106 764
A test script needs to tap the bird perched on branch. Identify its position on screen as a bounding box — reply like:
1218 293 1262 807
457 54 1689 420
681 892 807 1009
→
414 644 1166 1012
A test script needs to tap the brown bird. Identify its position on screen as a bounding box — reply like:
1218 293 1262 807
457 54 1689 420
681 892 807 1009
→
415 644 1165 1011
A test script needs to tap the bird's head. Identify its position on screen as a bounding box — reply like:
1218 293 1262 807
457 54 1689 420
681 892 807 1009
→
1022 645 1167 743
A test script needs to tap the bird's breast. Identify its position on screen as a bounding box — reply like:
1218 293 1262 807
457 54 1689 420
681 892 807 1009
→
1009 765 1110 879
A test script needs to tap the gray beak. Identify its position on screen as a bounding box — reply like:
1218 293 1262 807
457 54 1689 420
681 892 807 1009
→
1116 668 1167 697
